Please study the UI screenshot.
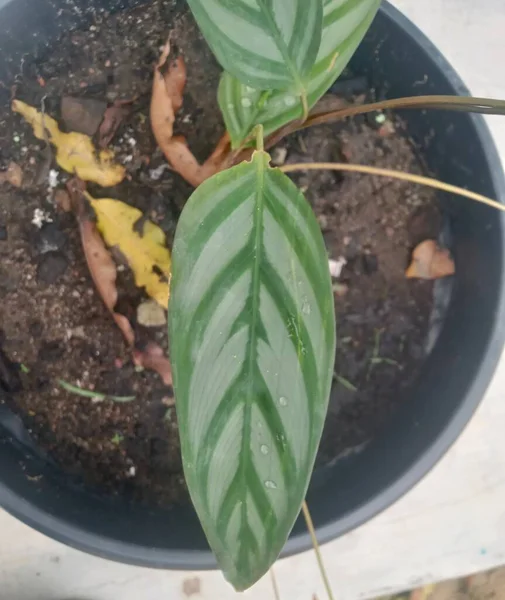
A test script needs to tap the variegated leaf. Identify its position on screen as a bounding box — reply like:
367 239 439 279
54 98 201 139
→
219 0 381 148
168 150 335 590
186 0 323 92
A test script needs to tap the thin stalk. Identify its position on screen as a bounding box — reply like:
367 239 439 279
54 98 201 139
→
302 501 335 600
58 379 136 403
264 95 505 150
280 163 505 212
269 568 281 600
303 95 505 130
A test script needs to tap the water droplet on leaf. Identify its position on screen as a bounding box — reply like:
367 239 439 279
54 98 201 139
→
279 396 288 407
265 480 277 489
241 97 252 108
260 444 269 455
284 95 296 107
302 299 311 315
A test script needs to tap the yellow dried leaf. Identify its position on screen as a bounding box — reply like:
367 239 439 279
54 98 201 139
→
86 193 171 307
12 100 125 187
406 240 455 280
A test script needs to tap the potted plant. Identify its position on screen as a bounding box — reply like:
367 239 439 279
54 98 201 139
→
0 0 504 592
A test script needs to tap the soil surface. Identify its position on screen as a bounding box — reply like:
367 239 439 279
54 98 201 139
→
0 0 440 504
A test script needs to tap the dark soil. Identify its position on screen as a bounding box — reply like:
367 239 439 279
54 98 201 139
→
0 0 440 504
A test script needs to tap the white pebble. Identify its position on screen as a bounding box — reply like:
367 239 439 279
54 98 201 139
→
127 466 137 478
31 208 53 229
328 256 347 278
48 169 59 188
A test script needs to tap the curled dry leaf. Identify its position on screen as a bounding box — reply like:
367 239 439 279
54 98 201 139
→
133 342 172 386
69 180 172 385
406 240 455 280
69 181 135 345
150 42 230 187
12 100 125 187
86 192 171 307
0 162 23 188
98 102 131 149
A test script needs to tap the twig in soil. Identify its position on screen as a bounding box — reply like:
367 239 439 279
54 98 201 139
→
57 379 135 403
302 501 335 600
280 163 505 212
333 372 358 392
367 329 401 380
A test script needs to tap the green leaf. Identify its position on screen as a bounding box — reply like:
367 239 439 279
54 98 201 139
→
219 0 381 148
169 150 336 590
186 0 323 92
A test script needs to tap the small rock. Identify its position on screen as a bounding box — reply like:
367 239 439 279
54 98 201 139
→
37 251 68 284
271 147 288 166
126 465 137 478
29 321 44 337
0 225 7 241
137 299 166 328
34 223 67 255
328 256 347 278
38 340 65 362
32 208 53 229
361 253 378 275
48 169 59 189
61 96 107 137
0 162 23 188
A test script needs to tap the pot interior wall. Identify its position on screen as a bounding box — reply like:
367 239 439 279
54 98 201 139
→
0 0 504 568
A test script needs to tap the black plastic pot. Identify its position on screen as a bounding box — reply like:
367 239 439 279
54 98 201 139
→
1 0 504 570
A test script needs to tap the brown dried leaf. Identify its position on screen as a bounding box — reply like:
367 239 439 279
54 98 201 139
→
98 103 131 149
133 342 172 386
69 179 135 346
68 179 172 385
54 189 71 212
406 240 455 280
150 42 230 187
0 162 23 188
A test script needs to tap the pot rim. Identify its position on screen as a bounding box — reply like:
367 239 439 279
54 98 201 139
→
1 0 505 571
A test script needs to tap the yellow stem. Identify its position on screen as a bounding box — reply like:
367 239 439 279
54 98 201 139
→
269 568 281 600
280 163 505 212
302 501 335 600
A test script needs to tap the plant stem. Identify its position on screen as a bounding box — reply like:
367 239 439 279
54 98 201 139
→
302 95 505 130
280 163 505 212
264 95 505 151
58 379 136 403
269 568 281 600
302 500 335 600
255 124 265 152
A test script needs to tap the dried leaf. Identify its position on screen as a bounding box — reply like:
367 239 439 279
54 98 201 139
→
69 181 172 385
150 43 229 187
69 182 134 345
0 162 23 187
12 100 125 187
98 103 131 149
406 240 455 279
133 342 172 386
86 192 171 307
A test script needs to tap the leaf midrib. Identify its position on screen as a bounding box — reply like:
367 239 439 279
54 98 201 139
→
239 152 266 555
257 0 305 94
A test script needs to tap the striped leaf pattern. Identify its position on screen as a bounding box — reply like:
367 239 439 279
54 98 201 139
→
219 0 381 148
168 151 335 590
186 0 323 91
